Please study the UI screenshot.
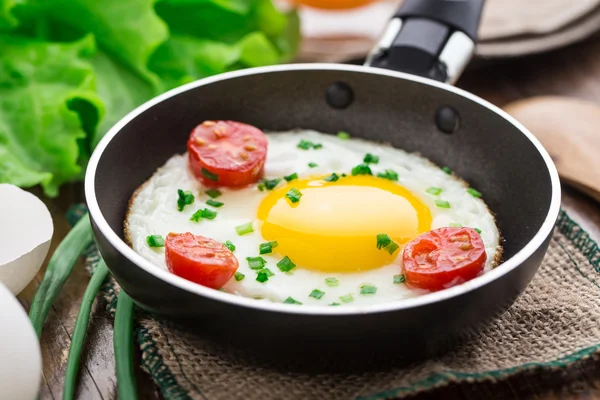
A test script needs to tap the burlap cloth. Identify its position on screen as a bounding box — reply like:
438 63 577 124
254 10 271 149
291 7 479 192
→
78 208 600 400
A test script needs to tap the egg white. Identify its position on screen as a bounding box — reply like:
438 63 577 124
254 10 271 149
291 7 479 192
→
126 130 502 306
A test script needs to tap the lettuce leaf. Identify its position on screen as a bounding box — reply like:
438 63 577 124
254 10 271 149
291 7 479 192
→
0 0 299 196
0 34 102 196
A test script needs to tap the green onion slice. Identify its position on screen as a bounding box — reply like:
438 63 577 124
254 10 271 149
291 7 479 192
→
259 241 278 254
309 289 325 300
284 173 298 182
351 163 372 176
386 241 399 255
256 271 269 283
177 189 195 211
363 153 379 164
246 257 267 270
474 228 482 234
234 272 245 281
329 302 341 306
449 223 462 228
146 235 164 247
467 188 482 198
236 222 254 236
393 274 406 284
223 240 236 252
325 277 339 287
337 131 350 140
201 168 219 181
376 169 398 181
205 189 222 198
277 256 296 272
435 200 451 208
340 294 354 303
323 173 339 182
285 188 302 204
376 233 392 249
426 187 442 196
308 162 318 168
284 297 302 305
442 166 452 174
206 199 224 208
360 284 377 295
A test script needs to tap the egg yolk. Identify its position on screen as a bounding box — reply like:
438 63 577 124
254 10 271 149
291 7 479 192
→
257 175 432 272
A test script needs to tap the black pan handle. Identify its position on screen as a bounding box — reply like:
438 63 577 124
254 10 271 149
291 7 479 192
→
365 0 485 84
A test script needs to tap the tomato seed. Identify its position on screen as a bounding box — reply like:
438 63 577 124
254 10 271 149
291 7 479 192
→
202 120 216 127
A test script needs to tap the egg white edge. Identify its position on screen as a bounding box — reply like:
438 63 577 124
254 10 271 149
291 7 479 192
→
85 63 562 316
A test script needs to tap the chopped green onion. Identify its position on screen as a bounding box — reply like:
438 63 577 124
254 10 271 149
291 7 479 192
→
277 256 296 272
360 284 377 295
449 223 462 228
442 166 452 174
474 228 482 234
190 208 217 222
351 163 373 176
435 200 451 208
236 222 254 236
340 294 354 303
177 189 194 211
386 241 399 255
308 162 318 168
377 169 398 181
337 131 350 140
325 277 339 287
206 199 224 208
329 302 341 306
146 235 164 248
426 187 442 196
205 189 222 198
259 241 278 254
285 188 302 204
256 271 269 283
363 153 379 164
323 173 339 182
376 233 392 249
341 173 347 177
246 257 267 270
201 168 219 181
258 178 281 191
223 240 236 252
467 188 482 198
260 268 275 277
393 274 406 284
297 140 322 150
284 172 298 182
234 272 245 281
309 289 325 300
284 297 302 305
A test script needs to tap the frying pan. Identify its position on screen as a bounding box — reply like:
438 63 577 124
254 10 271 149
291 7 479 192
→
84 0 561 363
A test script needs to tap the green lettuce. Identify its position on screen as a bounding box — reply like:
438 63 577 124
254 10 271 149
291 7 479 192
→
0 0 299 196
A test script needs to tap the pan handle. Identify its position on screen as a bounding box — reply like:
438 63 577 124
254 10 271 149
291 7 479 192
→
365 0 485 84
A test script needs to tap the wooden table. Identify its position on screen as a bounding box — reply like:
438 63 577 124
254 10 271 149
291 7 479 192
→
19 38 600 400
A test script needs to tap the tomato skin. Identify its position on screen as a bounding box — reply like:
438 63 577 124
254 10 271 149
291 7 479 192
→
402 227 487 291
188 120 268 187
165 232 238 289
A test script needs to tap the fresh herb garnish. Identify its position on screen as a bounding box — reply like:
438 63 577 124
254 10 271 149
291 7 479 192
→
260 268 275 277
146 235 164 247
176 189 194 211
337 131 350 140
201 168 219 181
329 302 341 306
234 272 245 281
449 222 462 228
308 162 318 168
351 163 373 176
236 222 254 236
297 140 322 150
258 178 281 191
442 166 452 174
259 241 278 255
246 257 267 270
363 153 379 164
284 173 298 182
323 173 339 182
309 289 325 300
393 274 406 284
426 187 442 196
340 294 354 303
386 241 399 255
256 271 269 283
277 256 296 272
325 277 339 287
223 240 236 252
467 188 482 198
474 228 482 234
435 200 451 208
360 284 377 295
205 189 222 199
284 297 302 305
376 233 400 255
190 208 217 222
206 199 224 208
377 169 399 181
285 188 302 204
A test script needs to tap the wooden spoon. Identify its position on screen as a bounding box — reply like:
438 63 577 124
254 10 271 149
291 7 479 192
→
503 96 600 202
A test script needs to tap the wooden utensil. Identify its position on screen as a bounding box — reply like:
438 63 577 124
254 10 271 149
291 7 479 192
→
503 96 600 202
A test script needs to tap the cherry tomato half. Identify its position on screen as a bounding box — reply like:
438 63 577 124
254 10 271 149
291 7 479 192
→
402 227 487 291
188 120 268 187
165 232 238 289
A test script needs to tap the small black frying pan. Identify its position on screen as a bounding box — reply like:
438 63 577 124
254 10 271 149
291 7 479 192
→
85 0 560 363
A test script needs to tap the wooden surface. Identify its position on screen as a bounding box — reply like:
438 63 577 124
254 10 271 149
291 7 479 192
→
17 38 600 400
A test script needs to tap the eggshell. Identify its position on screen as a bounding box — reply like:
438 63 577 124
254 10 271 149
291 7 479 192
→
0 283 42 400
0 184 53 294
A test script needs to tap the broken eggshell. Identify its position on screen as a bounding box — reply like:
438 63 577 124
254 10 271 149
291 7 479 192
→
0 184 53 294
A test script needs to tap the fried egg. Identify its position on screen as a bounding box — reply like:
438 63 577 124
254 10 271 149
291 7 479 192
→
126 130 502 306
